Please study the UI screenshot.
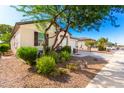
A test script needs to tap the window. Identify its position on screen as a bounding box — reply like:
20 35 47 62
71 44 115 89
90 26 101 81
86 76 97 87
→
38 33 44 46
34 32 44 46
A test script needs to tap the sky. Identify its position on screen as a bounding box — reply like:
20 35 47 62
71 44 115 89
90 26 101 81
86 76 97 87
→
0 6 124 45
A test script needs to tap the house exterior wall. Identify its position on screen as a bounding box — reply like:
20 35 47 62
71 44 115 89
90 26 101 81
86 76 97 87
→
77 41 87 50
11 23 76 54
10 30 21 54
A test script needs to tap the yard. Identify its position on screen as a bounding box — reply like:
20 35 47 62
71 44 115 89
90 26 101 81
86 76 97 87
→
0 55 107 88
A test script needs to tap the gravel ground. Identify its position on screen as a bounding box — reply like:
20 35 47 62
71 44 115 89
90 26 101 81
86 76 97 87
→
0 56 108 88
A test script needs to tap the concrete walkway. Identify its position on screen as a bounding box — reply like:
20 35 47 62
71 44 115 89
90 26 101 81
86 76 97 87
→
74 50 124 88
86 50 124 88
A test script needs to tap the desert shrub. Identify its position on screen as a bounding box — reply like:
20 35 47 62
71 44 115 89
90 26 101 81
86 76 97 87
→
48 51 59 63
98 46 106 51
61 46 71 54
16 47 38 65
0 44 10 54
49 67 68 77
49 68 61 77
58 67 68 75
60 51 71 61
45 46 51 55
66 63 79 71
36 56 56 74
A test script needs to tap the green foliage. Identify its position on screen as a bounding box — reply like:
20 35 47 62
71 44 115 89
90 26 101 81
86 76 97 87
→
49 67 68 77
0 44 10 54
60 51 71 61
49 70 60 77
85 40 96 51
58 67 68 75
13 6 124 53
0 24 13 43
13 5 124 31
97 37 108 51
48 51 59 63
45 46 51 55
61 46 71 54
36 56 56 74
98 46 106 51
66 63 79 71
17 47 38 65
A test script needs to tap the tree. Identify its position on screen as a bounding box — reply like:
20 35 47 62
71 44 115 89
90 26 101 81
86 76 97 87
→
97 37 108 51
85 40 96 51
12 5 124 52
0 24 13 43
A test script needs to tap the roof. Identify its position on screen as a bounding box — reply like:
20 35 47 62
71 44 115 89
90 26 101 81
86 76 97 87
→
11 20 72 38
70 36 96 41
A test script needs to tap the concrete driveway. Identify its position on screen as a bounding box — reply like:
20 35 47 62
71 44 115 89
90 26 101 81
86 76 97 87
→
74 50 124 88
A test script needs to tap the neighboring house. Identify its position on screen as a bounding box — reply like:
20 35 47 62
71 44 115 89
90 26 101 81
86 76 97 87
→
70 37 96 51
10 21 95 54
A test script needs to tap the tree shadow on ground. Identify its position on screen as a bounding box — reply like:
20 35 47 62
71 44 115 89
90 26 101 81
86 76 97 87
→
27 66 71 83
28 66 37 73
27 52 108 84
47 74 71 83
89 69 124 87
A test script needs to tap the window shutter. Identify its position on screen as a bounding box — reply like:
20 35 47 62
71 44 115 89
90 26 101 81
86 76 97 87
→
34 32 38 46
46 34 49 46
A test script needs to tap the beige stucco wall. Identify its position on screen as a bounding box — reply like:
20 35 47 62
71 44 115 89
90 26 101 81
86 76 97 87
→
10 29 21 54
11 23 58 53
77 41 87 50
11 22 79 54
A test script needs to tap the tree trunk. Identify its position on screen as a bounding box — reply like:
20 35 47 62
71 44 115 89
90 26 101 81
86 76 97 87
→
53 22 70 50
53 31 67 50
51 30 66 50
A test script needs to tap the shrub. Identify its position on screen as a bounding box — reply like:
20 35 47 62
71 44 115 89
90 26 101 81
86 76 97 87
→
36 56 56 74
61 46 71 54
45 46 51 55
49 68 61 77
98 46 106 51
49 67 68 77
58 67 68 75
0 44 10 54
17 47 38 65
48 51 59 63
60 51 71 61
66 63 79 71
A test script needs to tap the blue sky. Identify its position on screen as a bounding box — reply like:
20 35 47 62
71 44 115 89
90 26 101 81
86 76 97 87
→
0 6 124 45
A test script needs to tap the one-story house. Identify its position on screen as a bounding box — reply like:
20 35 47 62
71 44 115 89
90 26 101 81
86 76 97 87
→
70 37 96 51
10 21 95 54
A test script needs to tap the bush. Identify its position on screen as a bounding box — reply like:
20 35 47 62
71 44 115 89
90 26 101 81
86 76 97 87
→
49 67 68 77
36 56 56 74
66 63 79 71
0 44 10 54
98 46 106 51
61 46 71 54
45 46 51 55
17 47 38 65
60 51 71 61
48 51 59 63
58 67 68 75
